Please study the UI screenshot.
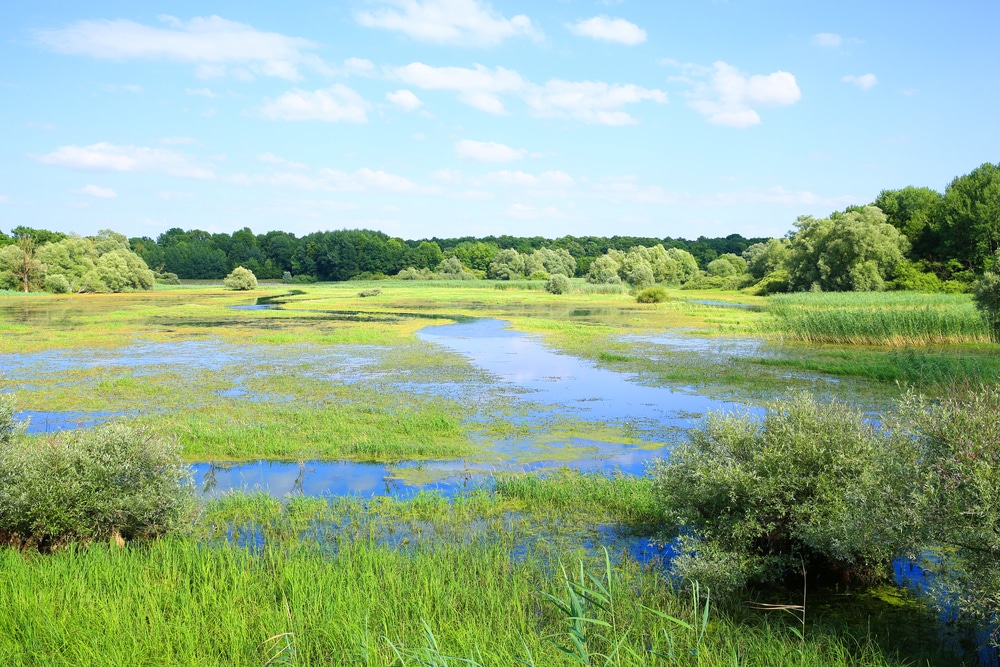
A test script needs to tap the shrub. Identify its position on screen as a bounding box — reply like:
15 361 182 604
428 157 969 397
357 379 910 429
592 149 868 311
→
651 393 920 594
747 269 790 296
43 274 70 294
154 270 181 286
357 288 382 298
972 269 1000 341
544 273 571 294
636 286 668 303
292 274 317 284
0 399 194 547
527 270 549 281
223 266 258 290
282 271 293 284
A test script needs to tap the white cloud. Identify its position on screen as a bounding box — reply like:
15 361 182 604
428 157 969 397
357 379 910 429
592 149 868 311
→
392 62 664 123
74 184 117 198
524 80 666 125
33 15 328 80
455 140 526 163
356 0 543 47
185 87 218 98
842 74 877 90
391 62 525 114
568 16 646 45
37 142 215 179
260 85 370 123
386 89 423 111
161 136 197 145
682 61 801 127
0 195 9 204
259 152 308 170
812 32 842 48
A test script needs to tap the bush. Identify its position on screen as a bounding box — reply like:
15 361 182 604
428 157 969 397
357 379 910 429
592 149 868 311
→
154 270 180 286
544 273 571 294
972 269 1000 341
357 288 382 298
747 269 790 296
636 286 668 303
0 398 194 548
651 393 920 593
43 274 70 294
292 274 317 284
223 266 257 290
282 271 293 284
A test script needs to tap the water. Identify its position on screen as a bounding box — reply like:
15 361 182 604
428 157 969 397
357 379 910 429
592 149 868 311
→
417 318 746 425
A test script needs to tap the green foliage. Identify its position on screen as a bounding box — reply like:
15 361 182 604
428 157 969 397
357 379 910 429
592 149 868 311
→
747 269 790 295
874 186 943 257
224 266 258 290
544 273 571 294
0 401 194 546
786 207 909 292
282 270 293 283
488 248 576 281
636 285 668 303
587 245 699 288
899 386 1000 626
33 232 155 293
972 267 1000 341
743 238 789 281
706 258 736 278
762 291 989 345
939 162 1000 273
43 273 70 294
651 394 921 593
357 288 382 298
585 254 622 284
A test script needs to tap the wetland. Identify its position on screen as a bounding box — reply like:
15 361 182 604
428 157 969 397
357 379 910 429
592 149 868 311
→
2 281 998 666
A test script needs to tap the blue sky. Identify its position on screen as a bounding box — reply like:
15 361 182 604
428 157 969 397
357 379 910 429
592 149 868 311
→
1 0 997 241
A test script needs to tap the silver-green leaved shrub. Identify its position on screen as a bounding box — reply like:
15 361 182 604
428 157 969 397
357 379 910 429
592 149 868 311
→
0 397 194 548
224 266 258 290
544 273 571 294
651 393 921 594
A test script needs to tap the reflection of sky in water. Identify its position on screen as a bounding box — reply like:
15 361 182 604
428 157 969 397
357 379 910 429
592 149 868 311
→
196 460 431 498
0 339 375 378
16 409 125 434
621 332 764 359
418 318 748 424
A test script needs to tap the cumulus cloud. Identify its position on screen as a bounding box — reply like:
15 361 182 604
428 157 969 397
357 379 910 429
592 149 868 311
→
356 0 543 47
74 184 117 198
260 85 370 122
568 16 646 45
259 152 308 170
391 62 525 114
392 62 665 123
386 89 423 111
455 140 525 162
842 74 878 90
812 32 842 48
33 15 329 80
524 80 666 125
678 61 801 127
37 142 215 179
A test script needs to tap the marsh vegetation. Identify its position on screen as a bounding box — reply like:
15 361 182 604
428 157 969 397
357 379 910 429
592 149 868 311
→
1 279 999 665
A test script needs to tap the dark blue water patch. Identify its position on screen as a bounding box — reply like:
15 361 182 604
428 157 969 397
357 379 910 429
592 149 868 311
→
417 319 751 425
16 409 124 434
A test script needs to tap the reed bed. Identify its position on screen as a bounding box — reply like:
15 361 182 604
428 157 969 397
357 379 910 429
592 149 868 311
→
761 292 990 346
0 534 940 667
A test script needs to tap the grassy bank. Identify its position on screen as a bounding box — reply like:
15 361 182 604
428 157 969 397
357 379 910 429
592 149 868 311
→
0 480 969 667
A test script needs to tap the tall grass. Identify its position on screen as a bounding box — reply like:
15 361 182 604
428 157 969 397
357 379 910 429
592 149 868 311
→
0 536 942 666
762 292 990 345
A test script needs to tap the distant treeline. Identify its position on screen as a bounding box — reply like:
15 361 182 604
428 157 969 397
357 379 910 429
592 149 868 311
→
2 162 996 285
0 226 767 281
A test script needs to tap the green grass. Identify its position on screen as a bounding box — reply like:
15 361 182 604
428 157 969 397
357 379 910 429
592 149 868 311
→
0 481 970 667
761 292 990 346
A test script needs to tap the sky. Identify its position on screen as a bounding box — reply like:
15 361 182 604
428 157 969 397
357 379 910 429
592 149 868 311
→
1 1 998 241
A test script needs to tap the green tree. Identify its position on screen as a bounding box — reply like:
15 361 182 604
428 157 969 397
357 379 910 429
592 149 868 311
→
224 266 258 290
743 238 789 281
0 238 44 292
939 162 1000 272
873 186 943 259
786 206 909 291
